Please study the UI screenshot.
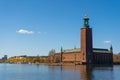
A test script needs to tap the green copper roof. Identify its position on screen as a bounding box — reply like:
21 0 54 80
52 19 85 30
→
64 48 80 53
93 48 108 51
59 48 111 54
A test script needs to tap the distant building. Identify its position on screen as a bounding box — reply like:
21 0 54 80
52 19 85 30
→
49 14 113 64
2 55 7 60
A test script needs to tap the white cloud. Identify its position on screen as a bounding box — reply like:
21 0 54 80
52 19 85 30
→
17 29 34 34
104 40 111 44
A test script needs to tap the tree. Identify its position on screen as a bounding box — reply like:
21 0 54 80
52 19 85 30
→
49 49 56 56
48 49 56 63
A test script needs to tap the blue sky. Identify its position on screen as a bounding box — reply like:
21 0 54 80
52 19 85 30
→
0 0 120 58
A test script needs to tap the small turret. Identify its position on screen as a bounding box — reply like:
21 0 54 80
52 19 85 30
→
61 47 63 53
110 45 113 53
74 45 76 49
60 47 63 63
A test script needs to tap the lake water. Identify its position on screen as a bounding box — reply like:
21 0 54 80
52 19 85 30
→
0 64 119 80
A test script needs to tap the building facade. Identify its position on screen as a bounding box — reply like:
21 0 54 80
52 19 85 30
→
49 15 113 64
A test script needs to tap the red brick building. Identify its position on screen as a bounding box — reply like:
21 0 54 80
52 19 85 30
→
49 14 113 64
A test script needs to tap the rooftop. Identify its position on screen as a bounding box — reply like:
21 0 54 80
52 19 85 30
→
61 48 111 54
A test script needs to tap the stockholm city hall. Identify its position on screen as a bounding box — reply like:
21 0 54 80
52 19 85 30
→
49 14 113 64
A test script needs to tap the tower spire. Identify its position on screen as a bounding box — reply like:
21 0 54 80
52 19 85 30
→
61 46 63 53
60 46 63 63
84 13 89 28
110 45 113 53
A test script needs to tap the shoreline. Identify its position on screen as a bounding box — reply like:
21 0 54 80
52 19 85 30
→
1 62 120 66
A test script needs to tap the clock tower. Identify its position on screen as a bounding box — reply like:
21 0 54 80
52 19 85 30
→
81 14 93 64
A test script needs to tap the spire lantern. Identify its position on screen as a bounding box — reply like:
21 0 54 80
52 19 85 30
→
83 14 89 28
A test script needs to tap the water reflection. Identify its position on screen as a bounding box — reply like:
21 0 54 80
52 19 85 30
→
0 64 115 80
48 65 113 80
